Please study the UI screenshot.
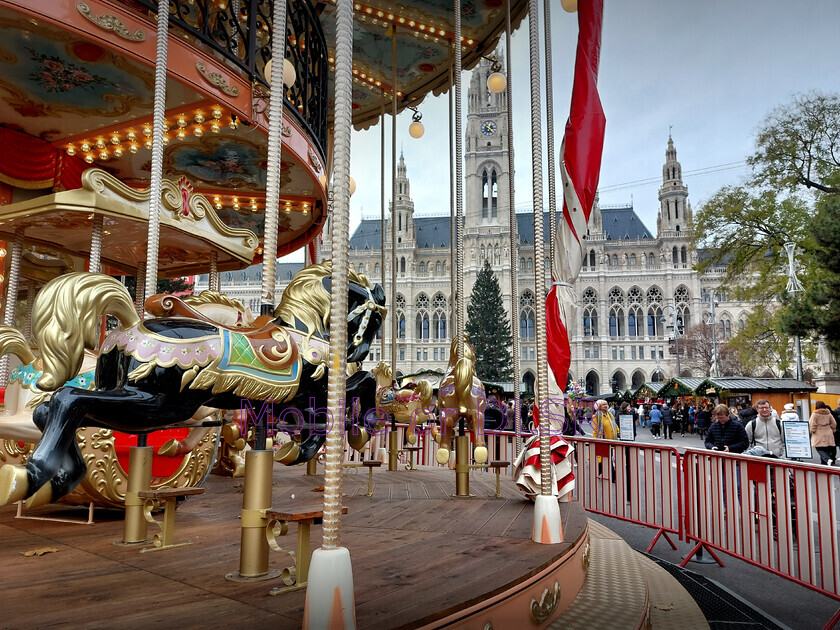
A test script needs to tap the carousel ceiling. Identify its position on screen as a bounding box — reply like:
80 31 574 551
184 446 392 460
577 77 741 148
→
0 0 527 264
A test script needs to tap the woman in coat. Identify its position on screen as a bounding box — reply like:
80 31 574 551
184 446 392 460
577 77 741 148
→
809 400 837 466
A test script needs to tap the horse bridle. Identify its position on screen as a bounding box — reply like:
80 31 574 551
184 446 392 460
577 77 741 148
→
347 286 387 347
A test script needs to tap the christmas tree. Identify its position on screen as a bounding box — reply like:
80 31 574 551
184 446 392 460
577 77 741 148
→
465 261 513 382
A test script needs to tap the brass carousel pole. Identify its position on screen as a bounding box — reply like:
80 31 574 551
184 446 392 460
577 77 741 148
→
229 0 288 581
303 0 357 626
0 231 23 387
528 0 562 544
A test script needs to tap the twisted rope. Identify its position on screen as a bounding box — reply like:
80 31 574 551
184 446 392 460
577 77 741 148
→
527 0 550 495
390 28 397 375
454 0 464 357
209 251 219 292
505 0 522 456
0 233 23 386
380 95 386 360
449 64 456 337
89 214 104 274
261 0 288 311
543 0 557 281
135 263 146 316
322 0 353 549
23 282 35 341
143 0 170 309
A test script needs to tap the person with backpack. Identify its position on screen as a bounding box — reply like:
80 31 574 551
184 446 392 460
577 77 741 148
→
648 404 663 439
746 398 785 458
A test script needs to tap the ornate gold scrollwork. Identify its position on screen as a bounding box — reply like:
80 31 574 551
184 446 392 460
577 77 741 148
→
76 3 146 41
195 62 240 97
530 582 561 624
308 147 322 172
266 518 298 588
282 123 292 137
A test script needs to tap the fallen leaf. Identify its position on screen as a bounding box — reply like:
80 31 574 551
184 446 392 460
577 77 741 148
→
654 604 674 611
22 547 59 557
311 486 324 492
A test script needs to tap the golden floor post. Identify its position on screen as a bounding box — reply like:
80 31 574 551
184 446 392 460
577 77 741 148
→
226 450 281 581
116 446 152 545
388 430 398 471
306 459 317 475
455 434 471 497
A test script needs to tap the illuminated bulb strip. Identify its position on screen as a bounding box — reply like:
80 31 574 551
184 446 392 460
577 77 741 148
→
350 2 469 45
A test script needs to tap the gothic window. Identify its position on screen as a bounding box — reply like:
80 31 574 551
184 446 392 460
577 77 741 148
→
520 290 536 339
681 246 687 263
630 253 636 266
628 307 642 336
721 317 732 339
528 258 533 270
648 253 655 266
646 286 663 305
374 262 380 274
358 263 364 273
436 261 441 273
582 288 598 336
415 294 430 339
520 257 526 270
415 293 430 310
647 306 663 337
480 245 486 260
666 200 670 220
491 170 498 218
419 262 425 273
608 287 625 306
611 254 618 266
432 293 448 339
398 314 405 338
609 308 624 337
672 246 678 263
395 293 406 310
675 202 679 219
400 257 406 273
589 249 596 267
482 171 489 219
399 213 402 231
676 225 681 232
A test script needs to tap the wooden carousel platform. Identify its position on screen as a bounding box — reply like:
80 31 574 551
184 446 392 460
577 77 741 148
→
0 461 703 628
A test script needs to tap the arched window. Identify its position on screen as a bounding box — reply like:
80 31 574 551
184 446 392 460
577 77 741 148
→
520 290 536 339
611 254 618 266
415 293 430 339
436 261 441 273
398 213 402 231
491 170 498 218
398 313 405 338
666 200 670 220
681 246 687 264
630 253 636 266
528 258 533 270
609 308 624 337
672 246 678 263
482 170 489 218
589 249 596 267
520 257 526 270
675 202 679 219
400 257 406 273
432 293 447 339
582 288 598 336
419 262 425 273
648 253 655 266
374 262 380 274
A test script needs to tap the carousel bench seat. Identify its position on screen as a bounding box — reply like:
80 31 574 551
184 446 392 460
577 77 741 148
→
137 487 205 552
266 505 348 596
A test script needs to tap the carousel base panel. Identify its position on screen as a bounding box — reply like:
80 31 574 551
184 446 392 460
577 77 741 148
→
0 465 698 629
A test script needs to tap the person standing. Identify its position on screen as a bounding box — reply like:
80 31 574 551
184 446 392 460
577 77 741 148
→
745 399 785 458
676 403 689 436
593 399 619 441
738 402 758 427
780 403 800 423
695 403 712 440
704 404 749 453
637 402 647 428
649 404 663 440
809 400 837 466
661 402 674 440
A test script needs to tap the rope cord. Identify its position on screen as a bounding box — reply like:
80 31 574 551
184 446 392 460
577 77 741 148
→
261 0 288 311
454 0 464 357
380 95 386 360
449 64 456 337
143 0 170 309
527 0 550 496
89 214 104 274
322 0 354 549
0 233 23 386
543 0 557 281
390 28 397 375
505 0 522 456
209 251 219 292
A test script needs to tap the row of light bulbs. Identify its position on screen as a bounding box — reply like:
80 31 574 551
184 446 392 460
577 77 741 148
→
211 194 312 216
64 107 234 163
351 2 476 45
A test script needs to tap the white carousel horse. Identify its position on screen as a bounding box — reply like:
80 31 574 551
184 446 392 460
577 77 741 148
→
371 361 435 446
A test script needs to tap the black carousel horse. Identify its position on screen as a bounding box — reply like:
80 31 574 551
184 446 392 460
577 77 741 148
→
0 261 386 507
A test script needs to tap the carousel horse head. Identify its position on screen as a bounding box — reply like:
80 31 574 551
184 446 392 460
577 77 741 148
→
371 360 394 389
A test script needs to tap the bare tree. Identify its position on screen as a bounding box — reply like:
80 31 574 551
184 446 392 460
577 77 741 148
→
680 323 747 377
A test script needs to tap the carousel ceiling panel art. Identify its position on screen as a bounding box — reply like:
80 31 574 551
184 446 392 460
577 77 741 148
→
161 136 270 190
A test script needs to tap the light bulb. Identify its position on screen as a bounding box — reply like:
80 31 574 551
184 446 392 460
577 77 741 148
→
349 177 356 196
99 150 108 160
127 130 137 141
561 0 578 12
194 113 205 124
81 142 91 152
113 146 123 157
486 71 507 94
95 138 106 149
129 143 138 153
66 145 76 156
408 120 425 138
283 58 296 87
194 126 203 137
211 122 220 133
177 116 187 128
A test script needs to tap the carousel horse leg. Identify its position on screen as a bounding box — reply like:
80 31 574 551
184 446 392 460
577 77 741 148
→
26 440 87 508
471 410 488 465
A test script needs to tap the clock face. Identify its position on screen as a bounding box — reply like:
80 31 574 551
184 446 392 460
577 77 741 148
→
481 120 497 136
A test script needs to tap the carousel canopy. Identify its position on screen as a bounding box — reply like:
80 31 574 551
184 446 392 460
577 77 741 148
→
0 168 259 276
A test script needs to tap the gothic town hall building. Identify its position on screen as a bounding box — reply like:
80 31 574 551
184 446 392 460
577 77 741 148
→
198 59 753 396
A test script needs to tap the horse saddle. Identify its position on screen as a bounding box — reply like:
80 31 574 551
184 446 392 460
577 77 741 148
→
145 294 272 331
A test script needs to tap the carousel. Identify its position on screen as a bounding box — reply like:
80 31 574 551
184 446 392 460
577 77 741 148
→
0 0 698 628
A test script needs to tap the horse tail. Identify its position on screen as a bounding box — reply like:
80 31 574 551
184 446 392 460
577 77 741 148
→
0 325 35 365
33 272 139 391
454 358 474 414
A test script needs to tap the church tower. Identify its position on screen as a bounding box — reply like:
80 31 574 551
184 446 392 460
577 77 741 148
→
657 135 691 235
465 54 510 228
391 150 415 242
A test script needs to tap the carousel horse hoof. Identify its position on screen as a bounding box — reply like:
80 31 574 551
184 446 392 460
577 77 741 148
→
474 446 488 465
0 465 29 506
232 459 246 478
347 428 370 452
436 447 450 465
25 481 53 509
222 424 241 445
158 439 181 458
274 442 301 465
407 433 417 445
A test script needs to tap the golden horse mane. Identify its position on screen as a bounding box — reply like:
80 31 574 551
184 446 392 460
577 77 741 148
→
373 360 393 383
0 325 35 365
32 273 139 391
273 260 371 342
183 290 248 312
415 379 433 406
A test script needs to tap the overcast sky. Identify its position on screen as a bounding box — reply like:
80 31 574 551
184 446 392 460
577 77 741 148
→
292 0 840 260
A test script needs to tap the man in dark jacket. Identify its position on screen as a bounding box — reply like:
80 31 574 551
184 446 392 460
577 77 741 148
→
661 402 675 439
738 403 758 426
705 404 749 453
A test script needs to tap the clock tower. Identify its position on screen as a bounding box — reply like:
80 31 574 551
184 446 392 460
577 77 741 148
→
465 54 510 228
